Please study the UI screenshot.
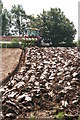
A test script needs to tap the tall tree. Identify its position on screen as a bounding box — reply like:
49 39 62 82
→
0 0 3 36
26 14 40 28
35 8 76 46
2 9 11 36
11 5 27 36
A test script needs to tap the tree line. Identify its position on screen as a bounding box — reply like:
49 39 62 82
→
0 0 77 46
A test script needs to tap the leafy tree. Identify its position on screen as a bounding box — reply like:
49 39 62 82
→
0 0 3 36
35 8 76 46
11 4 27 36
2 9 11 36
0 0 3 15
26 15 36 27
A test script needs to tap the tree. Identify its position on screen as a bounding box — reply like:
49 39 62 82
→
11 4 27 36
35 8 76 46
2 9 11 36
26 15 36 28
0 0 3 36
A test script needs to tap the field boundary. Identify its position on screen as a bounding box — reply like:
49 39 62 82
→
0 36 23 41
1 49 25 86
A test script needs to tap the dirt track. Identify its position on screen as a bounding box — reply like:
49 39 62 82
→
0 48 22 83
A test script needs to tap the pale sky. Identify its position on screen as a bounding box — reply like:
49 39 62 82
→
2 0 79 40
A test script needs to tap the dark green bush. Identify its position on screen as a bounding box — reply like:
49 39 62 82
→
1 43 20 48
21 39 37 49
1 43 7 48
10 38 20 48
11 38 19 43
1 38 21 48
58 43 76 47
9 43 20 48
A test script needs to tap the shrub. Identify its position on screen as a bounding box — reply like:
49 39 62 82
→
10 38 20 48
1 43 20 48
21 39 37 49
11 38 19 43
78 115 80 120
9 43 20 48
1 43 7 48
55 112 65 119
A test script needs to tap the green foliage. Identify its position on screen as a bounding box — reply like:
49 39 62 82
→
21 39 37 49
55 112 65 119
78 115 80 120
1 38 20 48
30 113 35 120
2 4 77 46
21 39 27 49
0 0 3 14
1 43 7 48
10 43 20 48
34 8 76 46
27 15 37 28
78 39 80 46
10 38 20 48
11 38 19 43
1 38 37 49
2 9 11 36
73 40 78 46
11 4 27 36
10 42 20 48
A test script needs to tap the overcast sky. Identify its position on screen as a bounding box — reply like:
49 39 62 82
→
2 0 79 40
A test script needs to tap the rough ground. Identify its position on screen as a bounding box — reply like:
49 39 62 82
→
0 48 22 83
0 47 80 120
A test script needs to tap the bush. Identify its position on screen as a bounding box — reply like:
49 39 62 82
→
73 41 78 46
1 43 7 48
11 38 19 43
58 43 76 47
1 38 37 49
55 112 65 119
78 40 80 47
8 43 20 48
1 42 21 48
10 38 20 48
1 38 21 48
1 43 21 48
21 39 37 49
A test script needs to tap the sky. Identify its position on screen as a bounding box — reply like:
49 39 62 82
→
2 0 79 40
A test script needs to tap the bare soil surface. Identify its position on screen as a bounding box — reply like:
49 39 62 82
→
0 48 22 83
1 47 80 120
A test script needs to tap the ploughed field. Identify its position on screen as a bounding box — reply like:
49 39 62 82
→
0 48 22 83
1 47 80 119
